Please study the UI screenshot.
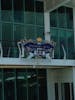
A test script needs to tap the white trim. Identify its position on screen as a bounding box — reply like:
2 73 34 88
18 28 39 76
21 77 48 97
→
44 0 71 12
73 7 75 50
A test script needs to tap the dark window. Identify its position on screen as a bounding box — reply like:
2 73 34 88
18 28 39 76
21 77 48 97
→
13 0 23 11
4 69 15 100
71 83 74 100
35 1 44 12
64 83 70 100
38 69 47 100
58 6 66 28
1 0 12 10
55 83 59 100
50 10 58 27
25 0 34 11
66 7 73 29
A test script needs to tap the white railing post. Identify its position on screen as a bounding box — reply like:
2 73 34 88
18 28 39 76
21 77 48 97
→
0 42 3 57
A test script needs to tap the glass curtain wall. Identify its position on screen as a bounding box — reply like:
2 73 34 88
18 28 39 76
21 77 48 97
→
0 68 47 100
50 6 74 59
0 0 44 57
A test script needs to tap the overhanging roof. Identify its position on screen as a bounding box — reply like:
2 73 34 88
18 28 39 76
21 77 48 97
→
44 0 71 12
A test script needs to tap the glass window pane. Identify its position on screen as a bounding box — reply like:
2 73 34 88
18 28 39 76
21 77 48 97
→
16 69 27 100
1 10 13 22
58 6 66 28
14 11 24 23
25 25 36 39
27 69 38 100
13 0 23 11
2 23 13 57
50 10 58 27
36 13 44 26
58 29 67 59
25 12 35 24
35 1 44 12
67 31 74 59
36 26 44 39
50 28 59 58
4 69 15 100
38 69 47 100
1 0 12 10
25 0 34 11
14 24 25 42
66 7 73 29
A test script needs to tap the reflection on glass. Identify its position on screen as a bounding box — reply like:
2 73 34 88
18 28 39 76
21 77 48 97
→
0 69 47 100
50 10 58 27
17 69 27 100
4 69 15 100
25 25 36 39
66 8 73 29
36 13 44 26
59 30 67 59
1 10 12 22
14 24 25 41
50 6 74 59
50 28 59 59
25 12 35 24
2 23 13 57
36 26 44 39
67 31 74 59
27 69 38 100
58 6 66 28
14 11 24 23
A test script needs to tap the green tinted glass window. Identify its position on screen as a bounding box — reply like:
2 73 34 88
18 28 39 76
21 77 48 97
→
50 28 59 58
66 8 73 29
24 12 35 24
58 7 66 28
50 10 58 27
36 26 44 39
36 12 44 26
14 24 25 42
25 25 36 39
4 69 15 100
1 10 13 22
67 30 74 59
2 23 13 57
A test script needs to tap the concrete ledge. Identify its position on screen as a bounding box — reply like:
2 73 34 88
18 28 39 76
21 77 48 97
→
0 58 75 68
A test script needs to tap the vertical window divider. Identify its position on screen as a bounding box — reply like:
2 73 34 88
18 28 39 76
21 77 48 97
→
14 69 17 100
2 69 4 100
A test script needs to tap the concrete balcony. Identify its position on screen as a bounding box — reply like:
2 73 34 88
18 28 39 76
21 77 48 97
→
0 57 75 68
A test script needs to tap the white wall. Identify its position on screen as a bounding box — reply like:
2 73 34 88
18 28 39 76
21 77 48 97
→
47 68 73 100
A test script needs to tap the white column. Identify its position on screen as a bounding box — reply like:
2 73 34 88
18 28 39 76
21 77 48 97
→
73 7 75 49
44 12 50 41
72 67 75 100
47 69 55 100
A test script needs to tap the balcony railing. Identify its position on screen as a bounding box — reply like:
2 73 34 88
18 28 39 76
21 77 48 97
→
0 41 75 59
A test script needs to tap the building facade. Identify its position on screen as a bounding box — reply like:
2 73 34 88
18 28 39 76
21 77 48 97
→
0 0 75 100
